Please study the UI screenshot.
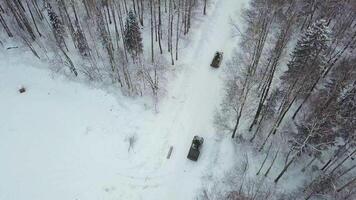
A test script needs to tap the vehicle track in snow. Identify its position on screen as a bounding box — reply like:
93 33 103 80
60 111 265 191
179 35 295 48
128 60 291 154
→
113 0 249 199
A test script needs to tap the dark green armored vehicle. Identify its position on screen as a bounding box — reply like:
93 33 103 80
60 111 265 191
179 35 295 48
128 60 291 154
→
210 51 223 68
187 136 204 161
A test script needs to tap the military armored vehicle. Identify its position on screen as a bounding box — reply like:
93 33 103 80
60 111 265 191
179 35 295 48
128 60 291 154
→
187 136 204 161
210 52 223 68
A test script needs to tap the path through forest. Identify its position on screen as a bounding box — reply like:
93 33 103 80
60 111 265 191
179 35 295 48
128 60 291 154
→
117 0 249 199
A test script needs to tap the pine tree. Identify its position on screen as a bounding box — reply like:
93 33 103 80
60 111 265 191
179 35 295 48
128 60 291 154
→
291 59 355 154
73 20 90 57
124 10 143 59
47 3 67 50
337 81 356 135
282 19 329 97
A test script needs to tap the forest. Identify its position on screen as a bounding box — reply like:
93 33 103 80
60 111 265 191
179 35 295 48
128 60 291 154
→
0 0 355 200
0 0 208 98
211 0 356 199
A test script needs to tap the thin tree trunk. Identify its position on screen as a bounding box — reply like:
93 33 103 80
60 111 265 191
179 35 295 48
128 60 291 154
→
301 156 316 172
110 0 120 50
115 0 129 62
257 143 272 175
123 0 128 14
175 0 181 60
250 110 266 142
322 144 351 171
265 149 279 177
337 177 356 192
157 0 163 53
59 46 78 76
259 94 297 151
274 155 296 183
232 76 250 138
338 164 356 179
21 35 40 59
330 148 356 174
26 0 42 37
203 0 207 15
0 13 13 37
169 0 174 65
250 10 296 130
150 0 154 63
292 74 322 119
30 0 43 20
132 0 137 15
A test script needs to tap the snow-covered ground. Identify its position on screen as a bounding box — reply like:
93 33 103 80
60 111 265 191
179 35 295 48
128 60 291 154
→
0 0 249 199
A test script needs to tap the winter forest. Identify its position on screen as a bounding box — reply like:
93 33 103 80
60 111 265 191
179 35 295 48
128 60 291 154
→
1 0 205 98
0 0 355 200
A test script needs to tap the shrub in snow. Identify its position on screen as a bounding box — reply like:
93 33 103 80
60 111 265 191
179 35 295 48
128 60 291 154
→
126 135 137 152
18 86 26 93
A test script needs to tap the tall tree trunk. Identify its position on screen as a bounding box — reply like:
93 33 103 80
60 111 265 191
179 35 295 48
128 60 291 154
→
249 11 295 130
338 164 356 179
337 177 356 192
257 143 272 175
175 0 181 60
150 0 154 63
330 148 356 174
274 154 296 183
157 0 163 53
301 156 316 172
59 46 78 76
265 149 279 176
26 0 42 37
203 0 207 15
0 12 13 37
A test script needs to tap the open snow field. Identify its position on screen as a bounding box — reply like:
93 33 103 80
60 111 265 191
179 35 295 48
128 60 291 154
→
0 0 250 199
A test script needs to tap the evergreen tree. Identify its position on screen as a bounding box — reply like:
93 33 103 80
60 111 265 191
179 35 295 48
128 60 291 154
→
124 10 143 59
74 21 90 57
47 3 66 50
292 58 355 154
337 81 356 137
282 19 329 97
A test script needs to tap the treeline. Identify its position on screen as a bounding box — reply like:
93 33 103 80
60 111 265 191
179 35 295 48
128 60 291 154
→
0 0 209 96
217 0 356 199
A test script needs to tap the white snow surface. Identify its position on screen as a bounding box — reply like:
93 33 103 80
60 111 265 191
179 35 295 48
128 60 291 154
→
0 0 249 199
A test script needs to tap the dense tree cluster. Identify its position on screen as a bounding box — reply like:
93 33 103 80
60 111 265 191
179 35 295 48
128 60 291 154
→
0 0 209 97
124 10 143 59
215 0 356 199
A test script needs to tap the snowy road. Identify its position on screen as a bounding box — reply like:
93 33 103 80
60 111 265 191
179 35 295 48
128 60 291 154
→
0 0 248 199
119 0 249 199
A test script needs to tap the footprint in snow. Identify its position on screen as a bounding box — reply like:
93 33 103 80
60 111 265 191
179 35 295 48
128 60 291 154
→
84 126 92 135
103 186 116 193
